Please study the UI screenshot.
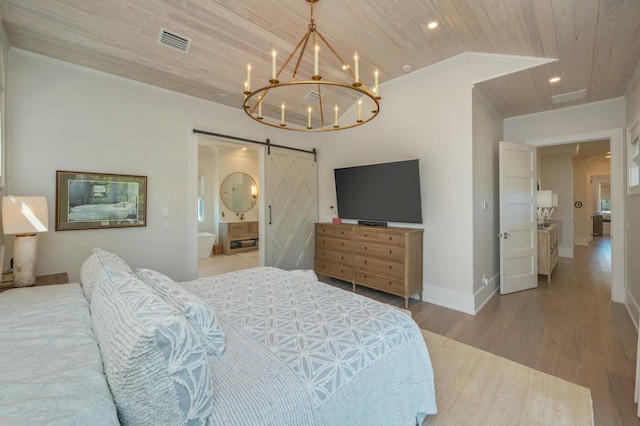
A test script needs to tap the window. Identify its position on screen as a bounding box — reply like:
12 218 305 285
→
197 175 204 222
600 198 611 213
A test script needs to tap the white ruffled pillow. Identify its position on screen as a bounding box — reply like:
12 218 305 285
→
136 268 225 356
90 269 214 425
80 248 134 302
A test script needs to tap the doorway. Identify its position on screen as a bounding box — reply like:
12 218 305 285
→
197 137 260 277
529 128 624 303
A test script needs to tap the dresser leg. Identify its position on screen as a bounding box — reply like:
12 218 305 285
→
404 297 409 309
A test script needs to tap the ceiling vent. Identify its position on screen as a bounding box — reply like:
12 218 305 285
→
304 91 322 102
551 89 587 105
157 29 191 53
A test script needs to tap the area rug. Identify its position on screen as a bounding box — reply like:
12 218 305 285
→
236 251 259 258
421 330 594 425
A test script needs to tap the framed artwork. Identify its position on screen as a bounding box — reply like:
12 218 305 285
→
629 110 640 195
56 170 147 231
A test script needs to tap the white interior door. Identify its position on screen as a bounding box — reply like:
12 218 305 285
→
499 141 538 294
264 146 317 270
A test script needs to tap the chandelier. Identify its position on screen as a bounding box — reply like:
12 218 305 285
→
242 0 380 132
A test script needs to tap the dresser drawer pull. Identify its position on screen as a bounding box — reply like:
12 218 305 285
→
389 265 392 269
389 250 392 254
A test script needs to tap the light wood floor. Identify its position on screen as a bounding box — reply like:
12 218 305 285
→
322 236 639 425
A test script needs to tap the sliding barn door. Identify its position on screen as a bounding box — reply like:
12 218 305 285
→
264 146 317 270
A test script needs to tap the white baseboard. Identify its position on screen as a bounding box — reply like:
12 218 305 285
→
574 237 590 246
625 287 640 331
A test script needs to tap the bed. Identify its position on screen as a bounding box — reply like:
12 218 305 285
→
0 248 437 425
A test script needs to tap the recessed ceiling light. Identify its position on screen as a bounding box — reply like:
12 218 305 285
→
549 76 561 83
402 64 412 73
427 21 438 29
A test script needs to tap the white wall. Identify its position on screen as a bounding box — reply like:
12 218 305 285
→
314 53 550 314
5 50 305 282
6 48 548 314
471 89 503 311
573 162 610 245
539 152 573 256
625 66 640 322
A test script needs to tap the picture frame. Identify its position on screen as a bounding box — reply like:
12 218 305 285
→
56 170 147 231
628 110 640 195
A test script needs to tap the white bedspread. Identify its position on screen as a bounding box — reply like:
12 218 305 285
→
183 267 437 425
0 283 119 426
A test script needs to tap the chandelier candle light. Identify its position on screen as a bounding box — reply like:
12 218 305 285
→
243 0 381 132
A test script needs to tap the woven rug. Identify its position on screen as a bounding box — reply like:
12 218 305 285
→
421 330 594 425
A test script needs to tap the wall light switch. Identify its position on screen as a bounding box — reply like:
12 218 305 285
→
162 207 170 217
483 201 488 211
162 220 170 230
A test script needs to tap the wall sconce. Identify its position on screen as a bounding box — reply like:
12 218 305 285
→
251 184 257 199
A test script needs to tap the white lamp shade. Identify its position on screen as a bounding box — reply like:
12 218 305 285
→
2 196 49 235
537 190 553 208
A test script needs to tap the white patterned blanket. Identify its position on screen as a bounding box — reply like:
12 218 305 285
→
183 267 437 425
0 284 119 425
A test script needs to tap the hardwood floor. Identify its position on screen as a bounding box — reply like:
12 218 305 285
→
321 236 639 425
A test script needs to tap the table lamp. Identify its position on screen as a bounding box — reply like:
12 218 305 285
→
2 196 49 287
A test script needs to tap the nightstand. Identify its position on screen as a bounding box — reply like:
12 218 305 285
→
0 273 69 293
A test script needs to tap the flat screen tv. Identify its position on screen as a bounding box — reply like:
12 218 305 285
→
334 159 422 224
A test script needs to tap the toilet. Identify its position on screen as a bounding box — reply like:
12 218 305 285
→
197 232 216 258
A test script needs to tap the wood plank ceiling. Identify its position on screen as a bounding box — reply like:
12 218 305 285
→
0 0 639 130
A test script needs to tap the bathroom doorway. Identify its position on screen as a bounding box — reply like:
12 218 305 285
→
197 137 260 277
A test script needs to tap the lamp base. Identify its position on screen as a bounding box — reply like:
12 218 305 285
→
12 233 38 287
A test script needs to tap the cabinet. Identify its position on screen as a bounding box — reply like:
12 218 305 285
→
592 214 603 236
314 223 423 308
219 221 259 255
0 273 69 293
537 224 558 283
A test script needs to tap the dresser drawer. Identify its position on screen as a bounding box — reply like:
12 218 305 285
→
355 256 405 278
356 229 405 246
316 224 354 239
355 241 405 261
316 249 353 265
315 260 353 281
355 271 404 295
317 236 353 252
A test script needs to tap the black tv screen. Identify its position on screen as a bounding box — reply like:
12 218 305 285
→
334 159 423 224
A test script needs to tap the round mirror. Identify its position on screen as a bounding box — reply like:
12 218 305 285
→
220 172 258 213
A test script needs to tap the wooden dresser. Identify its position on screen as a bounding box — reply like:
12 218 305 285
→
219 221 259 255
537 224 558 283
314 223 423 308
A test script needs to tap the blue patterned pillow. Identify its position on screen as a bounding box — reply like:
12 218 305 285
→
80 248 134 302
90 269 214 425
136 268 225 356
